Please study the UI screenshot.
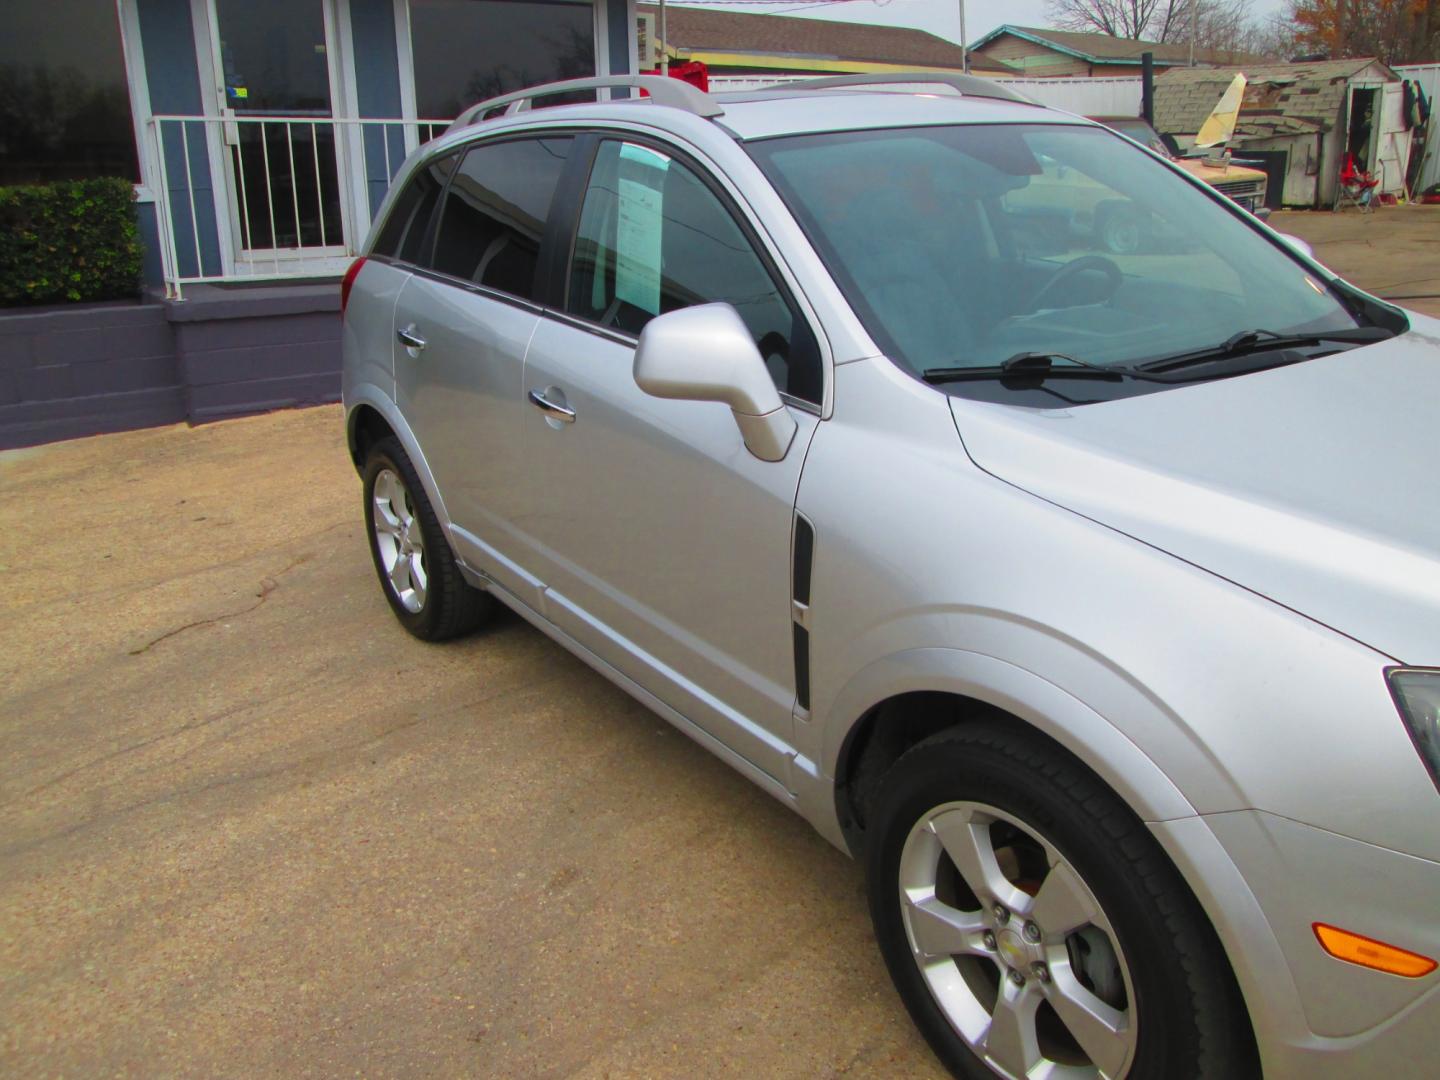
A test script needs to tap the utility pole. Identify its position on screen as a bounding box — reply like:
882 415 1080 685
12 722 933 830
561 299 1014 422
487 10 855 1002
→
1189 0 1198 67
660 0 669 76
958 0 969 74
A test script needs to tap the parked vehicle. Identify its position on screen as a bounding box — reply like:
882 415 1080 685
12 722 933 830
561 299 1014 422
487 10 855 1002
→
342 73 1439 1080
1090 115 1271 218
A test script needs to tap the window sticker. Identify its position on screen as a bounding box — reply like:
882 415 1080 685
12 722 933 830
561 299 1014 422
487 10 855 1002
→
615 143 670 315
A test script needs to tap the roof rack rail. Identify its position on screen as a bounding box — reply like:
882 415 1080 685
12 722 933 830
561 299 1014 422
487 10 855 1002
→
448 75 723 133
789 72 1037 106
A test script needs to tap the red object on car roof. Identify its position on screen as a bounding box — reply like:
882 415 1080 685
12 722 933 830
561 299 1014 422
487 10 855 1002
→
639 60 709 94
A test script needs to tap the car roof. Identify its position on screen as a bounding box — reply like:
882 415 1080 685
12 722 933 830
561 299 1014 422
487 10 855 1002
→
428 86 1092 156
708 88 1083 140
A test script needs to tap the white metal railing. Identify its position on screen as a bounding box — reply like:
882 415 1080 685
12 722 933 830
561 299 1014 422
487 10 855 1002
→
147 115 450 299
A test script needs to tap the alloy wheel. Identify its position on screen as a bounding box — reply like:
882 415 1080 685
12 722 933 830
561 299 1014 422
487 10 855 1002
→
371 467 427 613
898 800 1137 1079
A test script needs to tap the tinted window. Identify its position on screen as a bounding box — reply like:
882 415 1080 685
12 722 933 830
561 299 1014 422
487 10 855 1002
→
567 140 821 403
431 138 571 300
374 153 455 262
409 0 595 122
1 0 139 183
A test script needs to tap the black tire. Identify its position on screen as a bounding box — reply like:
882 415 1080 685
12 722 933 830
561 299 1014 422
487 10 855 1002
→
362 436 491 641
1100 210 1143 255
865 724 1256 1080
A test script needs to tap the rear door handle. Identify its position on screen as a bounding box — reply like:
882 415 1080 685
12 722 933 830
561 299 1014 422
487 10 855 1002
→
528 388 575 423
397 325 426 350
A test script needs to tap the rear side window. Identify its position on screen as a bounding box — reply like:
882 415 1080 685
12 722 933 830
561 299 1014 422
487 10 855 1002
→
430 137 572 301
373 153 455 264
566 140 821 403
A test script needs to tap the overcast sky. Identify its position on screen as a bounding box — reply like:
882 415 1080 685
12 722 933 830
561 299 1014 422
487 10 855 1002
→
664 0 1288 48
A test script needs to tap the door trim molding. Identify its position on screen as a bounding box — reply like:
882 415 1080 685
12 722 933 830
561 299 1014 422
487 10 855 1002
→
189 0 238 275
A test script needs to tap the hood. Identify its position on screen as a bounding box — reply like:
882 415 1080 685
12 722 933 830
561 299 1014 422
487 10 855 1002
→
1176 159 1268 185
949 318 1440 663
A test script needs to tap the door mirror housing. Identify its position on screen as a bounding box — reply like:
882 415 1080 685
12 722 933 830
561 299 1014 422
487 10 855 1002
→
633 303 797 462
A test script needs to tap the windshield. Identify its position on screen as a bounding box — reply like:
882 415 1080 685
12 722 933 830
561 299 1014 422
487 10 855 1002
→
1098 118 1170 155
747 123 1362 383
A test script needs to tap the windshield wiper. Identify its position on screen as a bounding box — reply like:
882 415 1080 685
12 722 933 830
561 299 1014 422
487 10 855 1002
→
1137 326 1391 373
921 352 1141 384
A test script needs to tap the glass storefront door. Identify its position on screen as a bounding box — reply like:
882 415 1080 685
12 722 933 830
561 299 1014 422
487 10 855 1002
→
212 0 344 255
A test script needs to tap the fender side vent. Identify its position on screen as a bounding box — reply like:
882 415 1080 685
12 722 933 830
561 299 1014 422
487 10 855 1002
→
793 623 811 712
793 515 814 606
792 513 815 711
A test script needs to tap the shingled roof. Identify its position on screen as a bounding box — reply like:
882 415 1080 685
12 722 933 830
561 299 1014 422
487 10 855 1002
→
637 6 1016 73
970 25 1261 68
1154 58 1399 137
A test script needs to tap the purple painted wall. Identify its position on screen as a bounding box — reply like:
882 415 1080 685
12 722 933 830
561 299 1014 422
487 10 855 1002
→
0 284 342 450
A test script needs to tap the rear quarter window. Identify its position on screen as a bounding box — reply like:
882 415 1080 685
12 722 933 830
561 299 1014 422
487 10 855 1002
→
373 153 456 263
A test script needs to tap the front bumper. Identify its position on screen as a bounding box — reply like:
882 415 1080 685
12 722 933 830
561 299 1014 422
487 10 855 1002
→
1152 811 1440 1078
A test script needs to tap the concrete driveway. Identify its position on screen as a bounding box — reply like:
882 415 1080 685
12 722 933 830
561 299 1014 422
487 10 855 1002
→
4 205 1437 1077
0 407 940 1077
1272 203 1440 319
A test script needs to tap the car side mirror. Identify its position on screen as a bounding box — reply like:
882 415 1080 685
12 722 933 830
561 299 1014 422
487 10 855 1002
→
633 303 797 462
1276 232 1314 260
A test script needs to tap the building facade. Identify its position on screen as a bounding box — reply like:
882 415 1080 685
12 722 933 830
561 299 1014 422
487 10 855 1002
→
3 1 638 297
0 1 638 449
969 25 1258 78
634 5 1014 79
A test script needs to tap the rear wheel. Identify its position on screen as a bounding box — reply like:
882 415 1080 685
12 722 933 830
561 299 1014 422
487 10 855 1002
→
866 725 1255 1080
362 436 491 641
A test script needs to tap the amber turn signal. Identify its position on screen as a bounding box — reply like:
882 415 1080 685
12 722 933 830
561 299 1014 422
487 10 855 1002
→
1313 923 1437 978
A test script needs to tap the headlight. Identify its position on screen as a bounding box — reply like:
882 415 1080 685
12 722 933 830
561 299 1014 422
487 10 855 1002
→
1386 668 1440 792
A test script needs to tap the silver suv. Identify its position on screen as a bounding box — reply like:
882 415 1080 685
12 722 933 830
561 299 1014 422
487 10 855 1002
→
341 74 1440 1080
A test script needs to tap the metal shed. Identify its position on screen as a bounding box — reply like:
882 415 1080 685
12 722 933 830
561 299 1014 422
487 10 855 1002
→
1395 63 1440 195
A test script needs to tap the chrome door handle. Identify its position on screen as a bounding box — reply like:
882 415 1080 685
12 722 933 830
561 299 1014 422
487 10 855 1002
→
528 388 576 423
397 325 426 350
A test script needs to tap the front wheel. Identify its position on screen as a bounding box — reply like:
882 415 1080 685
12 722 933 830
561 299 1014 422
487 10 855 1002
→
362 436 491 641
865 725 1256 1079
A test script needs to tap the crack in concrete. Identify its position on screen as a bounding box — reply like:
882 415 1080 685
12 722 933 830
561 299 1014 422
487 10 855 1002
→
2 701 256 809
16 520 354 613
0 714 430 859
126 557 307 656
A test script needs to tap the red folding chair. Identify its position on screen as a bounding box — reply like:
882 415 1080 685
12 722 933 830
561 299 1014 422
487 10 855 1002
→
1337 153 1380 212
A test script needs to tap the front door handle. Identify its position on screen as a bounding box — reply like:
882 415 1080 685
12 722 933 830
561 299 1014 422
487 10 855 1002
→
397 324 426 350
528 388 576 423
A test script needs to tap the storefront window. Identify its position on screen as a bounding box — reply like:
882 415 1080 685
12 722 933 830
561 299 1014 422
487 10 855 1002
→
410 0 596 121
0 0 140 184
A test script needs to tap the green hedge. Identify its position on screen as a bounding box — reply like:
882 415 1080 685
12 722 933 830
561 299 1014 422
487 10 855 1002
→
0 178 143 306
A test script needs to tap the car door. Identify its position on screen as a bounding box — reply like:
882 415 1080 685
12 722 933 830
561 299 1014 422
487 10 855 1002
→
391 135 574 606
517 136 826 781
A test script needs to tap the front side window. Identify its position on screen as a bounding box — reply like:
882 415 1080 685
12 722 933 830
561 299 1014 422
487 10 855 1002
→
567 140 821 403
749 124 1365 395
430 137 572 300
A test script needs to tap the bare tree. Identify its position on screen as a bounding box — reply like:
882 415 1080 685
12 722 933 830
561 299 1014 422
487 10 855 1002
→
1045 0 1266 51
1045 0 1172 39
